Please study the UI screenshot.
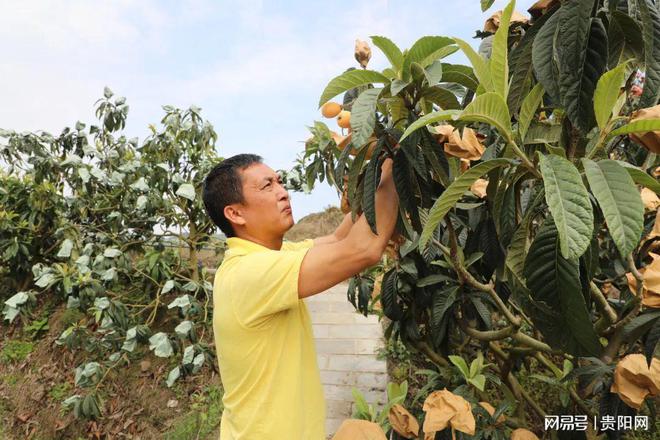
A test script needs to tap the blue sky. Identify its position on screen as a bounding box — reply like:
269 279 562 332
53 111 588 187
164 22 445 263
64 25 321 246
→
0 0 536 221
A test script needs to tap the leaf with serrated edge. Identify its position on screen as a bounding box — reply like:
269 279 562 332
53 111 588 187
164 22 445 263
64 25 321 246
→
371 36 404 72
518 83 544 142
454 37 494 92
399 110 460 142
490 0 514 98
459 92 512 141
350 89 381 149
582 159 644 257
420 159 511 247
318 70 389 107
594 62 629 130
538 154 593 259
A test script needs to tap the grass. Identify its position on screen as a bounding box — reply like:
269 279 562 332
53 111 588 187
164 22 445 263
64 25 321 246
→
48 382 72 401
163 384 224 440
0 340 34 364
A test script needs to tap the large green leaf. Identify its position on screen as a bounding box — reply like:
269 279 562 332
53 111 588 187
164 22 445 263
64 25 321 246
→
459 92 512 141
638 0 660 108
523 219 601 357
420 159 511 247
371 36 404 72
350 88 381 149
538 154 593 259
362 146 383 234
506 188 546 284
532 9 562 104
402 36 455 79
558 4 608 132
318 70 389 107
421 86 461 110
615 161 660 194
490 0 514 98
508 6 556 115
441 64 479 91
425 61 443 86
608 118 660 138
454 37 494 92
399 110 460 142
582 159 644 258
593 62 629 130
518 83 545 142
608 11 644 69
381 269 404 321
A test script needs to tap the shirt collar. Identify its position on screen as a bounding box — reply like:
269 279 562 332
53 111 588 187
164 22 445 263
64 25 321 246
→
225 237 272 259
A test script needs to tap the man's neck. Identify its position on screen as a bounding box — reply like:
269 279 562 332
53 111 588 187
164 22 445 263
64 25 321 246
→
235 231 283 251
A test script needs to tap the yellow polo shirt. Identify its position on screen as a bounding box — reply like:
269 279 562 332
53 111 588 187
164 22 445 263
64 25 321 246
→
213 237 326 440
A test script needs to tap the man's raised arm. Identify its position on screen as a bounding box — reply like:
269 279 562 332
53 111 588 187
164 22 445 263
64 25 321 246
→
297 158 399 298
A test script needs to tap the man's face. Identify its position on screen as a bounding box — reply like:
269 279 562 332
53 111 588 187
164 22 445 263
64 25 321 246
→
234 163 294 237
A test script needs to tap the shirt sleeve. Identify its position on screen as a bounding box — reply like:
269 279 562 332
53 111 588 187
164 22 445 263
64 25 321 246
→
231 246 311 328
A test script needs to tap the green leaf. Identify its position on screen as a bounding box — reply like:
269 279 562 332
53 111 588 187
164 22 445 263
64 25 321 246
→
638 0 660 108
420 159 511 247
608 11 644 69
402 36 454 79
57 239 74 258
508 7 555 115
523 219 601 356
421 86 461 110
362 151 382 234
468 374 486 391
459 92 512 141
538 154 593 259
399 110 459 142
615 161 660 194
425 61 443 86
391 79 409 96
449 355 470 379
176 183 196 201
350 88 380 149
608 118 660 138
371 36 404 72
148 332 173 357
582 159 644 257
481 0 495 12
166 366 180 387
490 0 514 98
441 64 479 91
594 62 629 130
558 5 608 131
454 37 494 92
318 70 389 107
532 10 561 104
518 83 545 142
381 269 403 320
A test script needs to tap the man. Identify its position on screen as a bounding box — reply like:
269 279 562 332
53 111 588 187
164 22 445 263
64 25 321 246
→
202 153 399 439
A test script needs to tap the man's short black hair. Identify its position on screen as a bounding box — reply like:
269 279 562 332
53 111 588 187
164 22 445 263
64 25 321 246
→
202 154 263 238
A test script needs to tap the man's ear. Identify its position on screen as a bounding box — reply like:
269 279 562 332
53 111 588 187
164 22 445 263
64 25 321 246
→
224 204 246 227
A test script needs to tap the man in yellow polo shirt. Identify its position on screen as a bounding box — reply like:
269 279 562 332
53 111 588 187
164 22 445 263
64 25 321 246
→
202 153 398 439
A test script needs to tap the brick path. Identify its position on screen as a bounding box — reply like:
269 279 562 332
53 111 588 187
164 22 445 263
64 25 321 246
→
305 282 388 437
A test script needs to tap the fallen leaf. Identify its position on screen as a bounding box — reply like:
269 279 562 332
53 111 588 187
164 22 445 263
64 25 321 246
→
478 401 505 425
611 354 660 409
484 9 529 33
528 0 560 18
423 389 475 436
140 360 151 372
641 188 660 211
331 419 387 440
355 39 372 69
388 404 420 438
650 210 660 239
511 428 541 439
629 105 660 154
470 179 488 198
